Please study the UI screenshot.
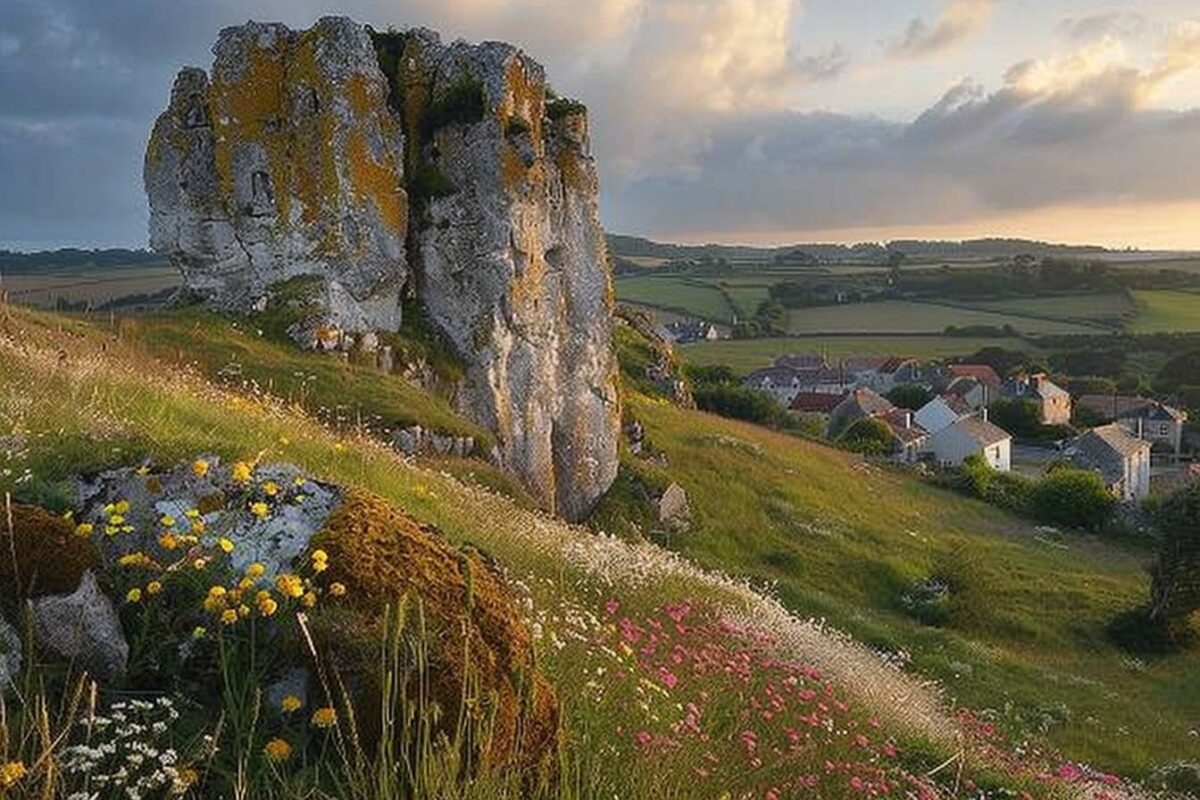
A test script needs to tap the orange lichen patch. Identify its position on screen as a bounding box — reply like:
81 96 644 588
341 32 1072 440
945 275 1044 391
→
346 131 407 236
311 491 558 777
500 58 544 145
555 148 590 194
210 44 288 204
0 505 99 599
346 73 375 118
500 143 528 191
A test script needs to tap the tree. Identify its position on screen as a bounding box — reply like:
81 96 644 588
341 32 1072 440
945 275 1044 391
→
1149 482 1200 640
1029 468 1115 531
1156 351 1200 393
838 418 896 456
886 383 932 411
987 398 1042 439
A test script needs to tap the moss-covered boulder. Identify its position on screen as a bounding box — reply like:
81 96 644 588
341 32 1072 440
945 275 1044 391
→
0 504 98 600
310 491 558 777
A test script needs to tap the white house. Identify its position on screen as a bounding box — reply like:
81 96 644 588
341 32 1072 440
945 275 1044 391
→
915 395 975 435
742 367 805 406
1064 424 1152 501
925 416 1012 471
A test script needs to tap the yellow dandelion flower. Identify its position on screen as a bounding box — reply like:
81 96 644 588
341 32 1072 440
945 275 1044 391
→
191 459 210 477
126 588 142 604
263 481 279 497
258 597 278 617
105 525 120 537
275 574 304 599
192 626 206 640
74 522 94 538
329 582 347 597
220 609 238 625
219 537 235 553
301 591 317 609
238 577 255 591
293 476 306 487
114 500 130 515
189 518 206 535
109 514 126 526
146 581 163 596
193 558 208 571
333 442 346 453
158 533 179 550
185 508 201 519
238 604 250 618
310 549 328 563
281 694 302 713
136 465 150 476
231 461 253 483
0 760 27 787
279 435 291 446
103 503 115 515
263 738 292 762
246 562 265 578
311 707 337 728
249 502 270 520
160 515 176 528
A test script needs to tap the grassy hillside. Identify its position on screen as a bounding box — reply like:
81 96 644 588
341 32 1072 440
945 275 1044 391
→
0 304 1186 795
600 393 1198 776
1130 290 1200 333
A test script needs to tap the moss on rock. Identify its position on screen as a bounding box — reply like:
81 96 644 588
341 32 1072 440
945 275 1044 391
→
310 491 558 777
0 504 99 601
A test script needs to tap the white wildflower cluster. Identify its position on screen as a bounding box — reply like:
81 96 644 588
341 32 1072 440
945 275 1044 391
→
61 697 195 800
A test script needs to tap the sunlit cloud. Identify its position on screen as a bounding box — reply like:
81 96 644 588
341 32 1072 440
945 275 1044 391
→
886 0 993 60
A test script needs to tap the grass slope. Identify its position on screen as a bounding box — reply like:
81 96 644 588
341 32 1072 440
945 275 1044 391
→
607 393 1199 776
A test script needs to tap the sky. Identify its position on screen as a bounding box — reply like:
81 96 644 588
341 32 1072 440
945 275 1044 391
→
2 0 1200 251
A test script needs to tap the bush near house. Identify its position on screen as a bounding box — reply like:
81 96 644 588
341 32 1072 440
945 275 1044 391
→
1149 481 1200 642
838 417 895 456
1030 467 1117 532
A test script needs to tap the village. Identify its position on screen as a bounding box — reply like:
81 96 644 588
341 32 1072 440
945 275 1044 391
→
739 352 1192 503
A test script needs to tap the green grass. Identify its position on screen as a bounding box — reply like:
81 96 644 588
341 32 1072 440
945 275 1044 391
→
115 310 491 444
1129 290 1200 333
604 393 1199 777
1 305 1191 788
614 276 734 322
965 292 1135 327
784 300 1098 335
678 336 1035 375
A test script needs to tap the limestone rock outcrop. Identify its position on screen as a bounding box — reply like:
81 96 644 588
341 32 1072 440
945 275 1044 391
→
145 18 619 521
145 17 408 337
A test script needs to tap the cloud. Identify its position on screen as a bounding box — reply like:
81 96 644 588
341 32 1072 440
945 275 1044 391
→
887 0 993 60
1056 12 1146 44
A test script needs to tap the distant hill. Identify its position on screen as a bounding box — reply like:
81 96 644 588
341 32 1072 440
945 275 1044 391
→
606 234 1117 265
0 248 166 274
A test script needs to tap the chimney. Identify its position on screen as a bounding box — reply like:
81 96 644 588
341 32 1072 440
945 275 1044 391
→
905 411 912 429
982 407 989 423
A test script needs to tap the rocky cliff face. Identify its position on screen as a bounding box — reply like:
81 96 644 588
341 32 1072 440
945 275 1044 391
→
145 18 619 521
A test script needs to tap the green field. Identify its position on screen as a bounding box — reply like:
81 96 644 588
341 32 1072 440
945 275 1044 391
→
679 336 1033 374
784 300 1097 335
2 264 179 306
1129 290 1200 333
614 275 734 322
966 292 1135 327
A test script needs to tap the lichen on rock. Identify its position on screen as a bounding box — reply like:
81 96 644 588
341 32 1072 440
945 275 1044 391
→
146 18 619 521
145 17 409 339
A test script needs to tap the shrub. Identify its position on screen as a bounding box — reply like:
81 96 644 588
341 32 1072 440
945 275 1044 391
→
1148 481 1200 642
546 95 587 121
1030 468 1115 531
886 383 932 411
692 384 791 428
426 77 486 131
838 417 896 456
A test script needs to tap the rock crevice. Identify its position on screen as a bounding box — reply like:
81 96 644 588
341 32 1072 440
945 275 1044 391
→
145 17 619 521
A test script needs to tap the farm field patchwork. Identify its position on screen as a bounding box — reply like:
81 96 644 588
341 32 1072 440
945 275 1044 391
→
962 292 1135 327
614 275 734 322
679 335 1034 374
1128 289 1200 333
0 264 179 306
784 300 1098 335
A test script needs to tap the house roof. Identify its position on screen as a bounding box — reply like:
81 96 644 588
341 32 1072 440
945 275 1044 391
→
947 415 1010 448
798 367 852 387
842 356 890 372
1077 395 1188 423
791 391 846 413
877 356 917 375
835 387 895 419
743 366 801 387
774 353 827 372
937 394 974 417
948 364 1002 388
879 408 929 444
1068 424 1151 485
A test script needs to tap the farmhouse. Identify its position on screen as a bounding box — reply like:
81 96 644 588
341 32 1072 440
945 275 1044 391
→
743 366 806 406
790 391 845 427
1075 395 1188 455
862 357 925 394
925 415 1012 471
937 364 1002 410
828 387 895 437
915 394 975 435
878 408 930 464
1004 373 1072 425
665 320 721 344
1064 424 1152 501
